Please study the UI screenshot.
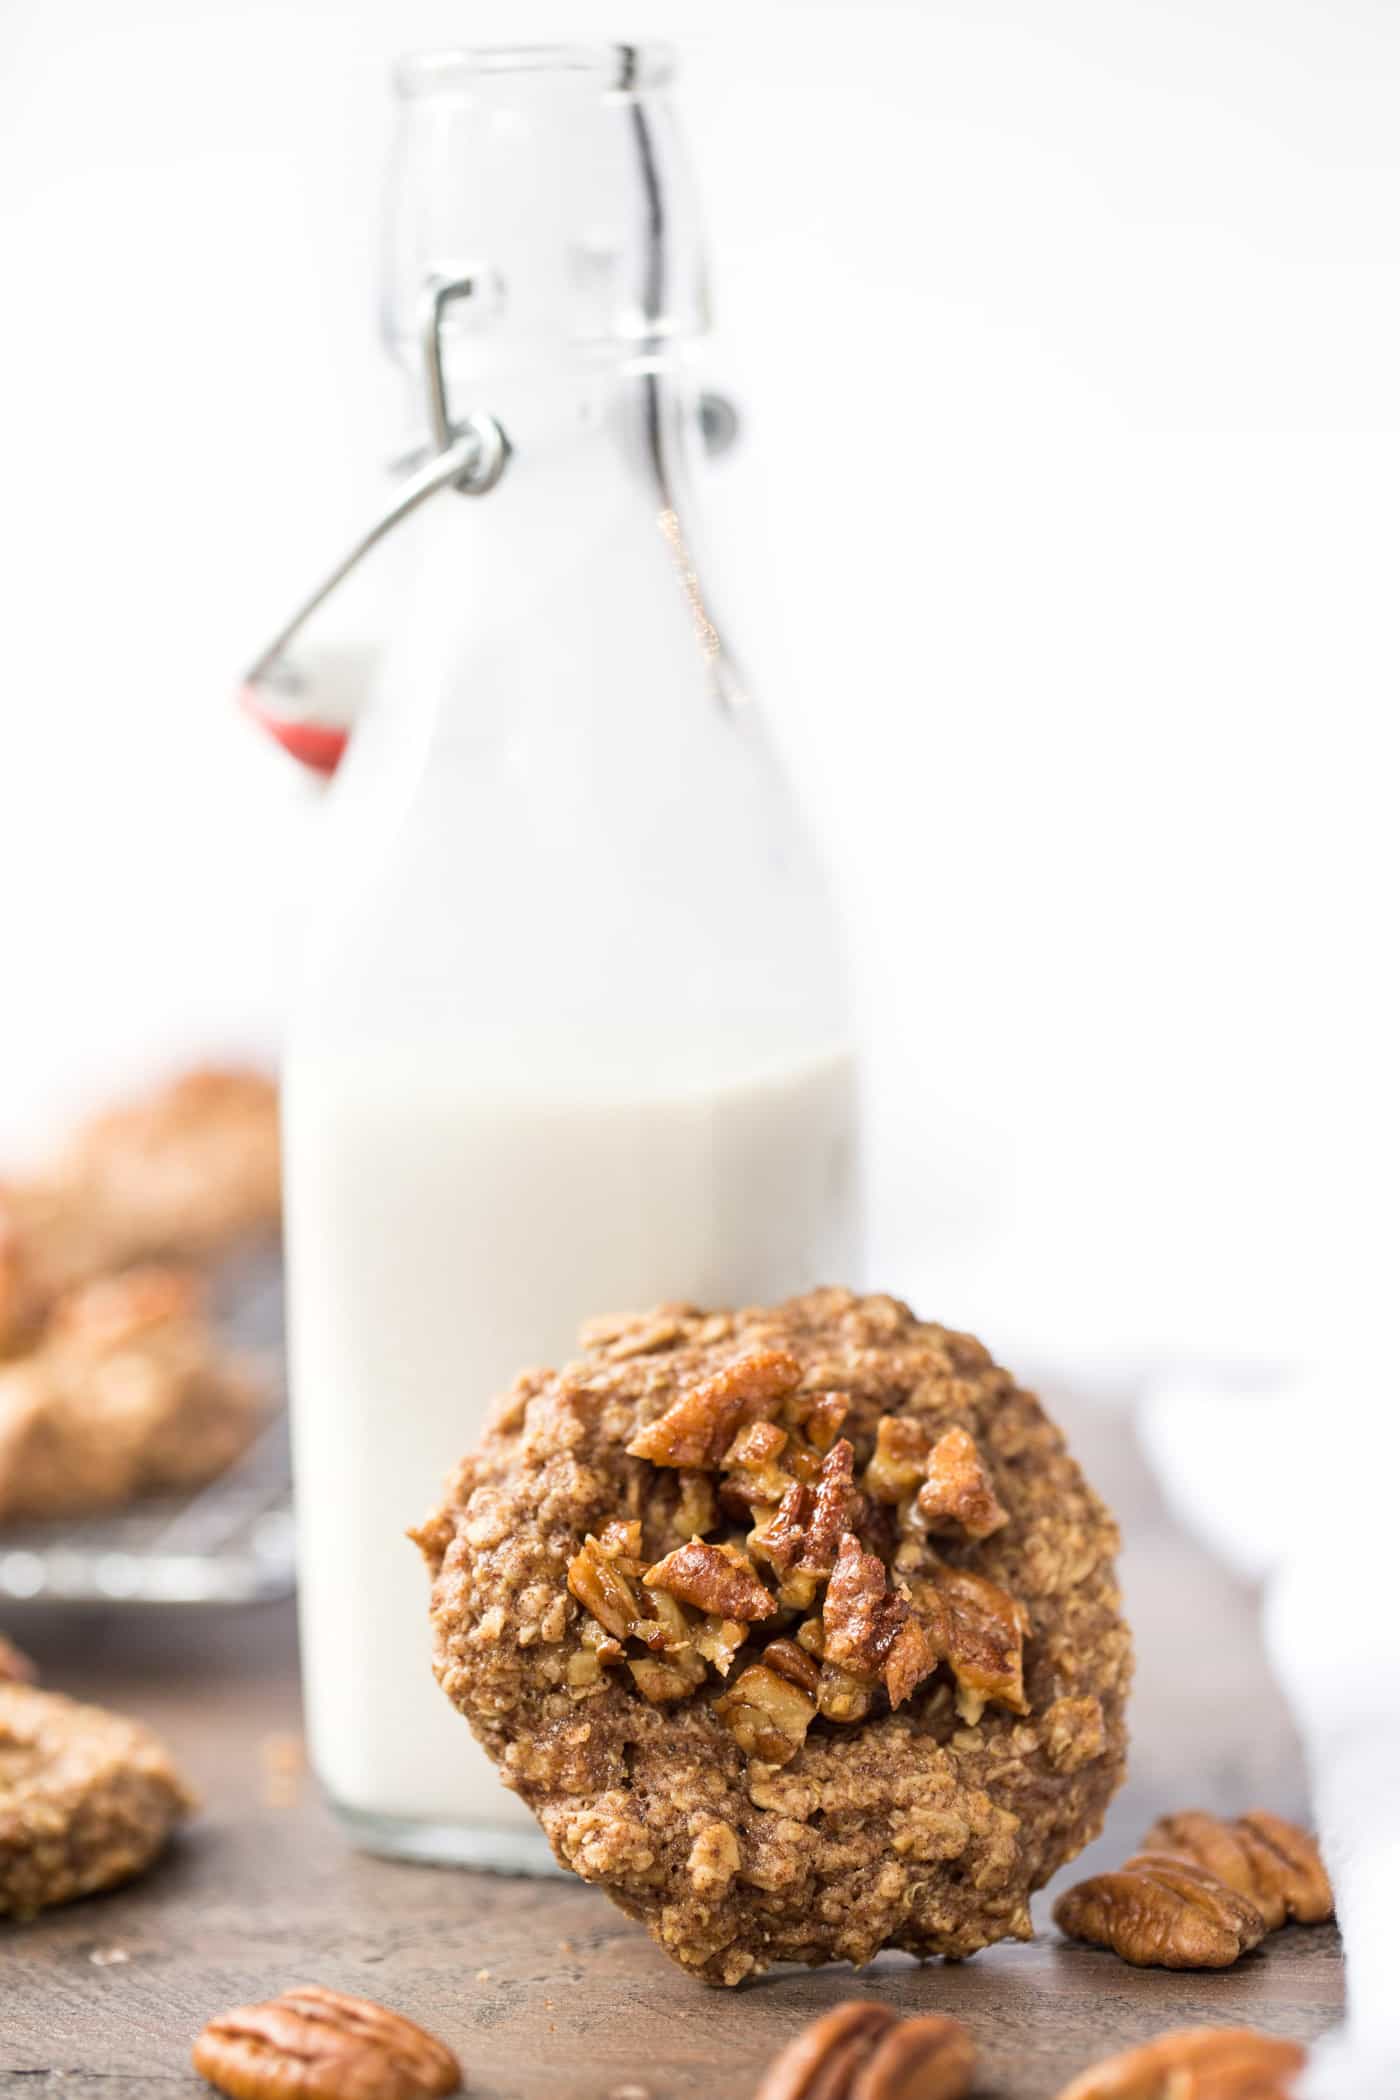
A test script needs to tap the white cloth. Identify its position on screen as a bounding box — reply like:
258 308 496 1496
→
1139 1366 1400 2097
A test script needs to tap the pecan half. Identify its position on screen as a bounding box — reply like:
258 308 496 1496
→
914 1427 1008 1540
823 1533 935 1708
1140 1810 1333 1931
714 1663 816 1765
644 1539 776 1622
626 1349 801 1468
192 1986 461 2100
908 1561 1029 1720
753 2001 976 2100
1053 2025 1306 2100
1053 1853 1268 1968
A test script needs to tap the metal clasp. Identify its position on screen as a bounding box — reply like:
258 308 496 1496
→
243 274 508 691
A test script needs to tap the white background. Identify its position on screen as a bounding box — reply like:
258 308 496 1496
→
1 0 1394 1371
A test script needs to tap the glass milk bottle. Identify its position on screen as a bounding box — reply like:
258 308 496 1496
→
277 43 861 1868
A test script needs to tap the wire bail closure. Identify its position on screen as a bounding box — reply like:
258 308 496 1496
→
243 275 508 692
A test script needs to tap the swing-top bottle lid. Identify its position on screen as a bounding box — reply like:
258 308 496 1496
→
382 42 711 373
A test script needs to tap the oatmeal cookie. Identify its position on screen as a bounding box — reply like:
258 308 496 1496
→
0 1680 193 1916
416 1288 1131 1985
0 1066 280 1350
0 1268 267 1523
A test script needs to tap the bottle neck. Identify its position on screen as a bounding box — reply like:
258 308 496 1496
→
382 44 709 377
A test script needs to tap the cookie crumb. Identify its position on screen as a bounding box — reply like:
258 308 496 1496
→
89 1946 130 1967
258 1732 305 1809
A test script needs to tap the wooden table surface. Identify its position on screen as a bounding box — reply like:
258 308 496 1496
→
1 1398 1343 2099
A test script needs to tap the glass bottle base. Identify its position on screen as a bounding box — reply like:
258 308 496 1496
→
329 1797 562 1876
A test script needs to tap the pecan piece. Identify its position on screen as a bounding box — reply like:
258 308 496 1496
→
753 2001 976 2100
760 1440 865 1580
1054 2025 1306 2100
626 1348 801 1468
914 1427 1008 1540
672 1469 717 1540
720 1418 794 1508
761 1637 822 1696
192 1985 461 2100
1053 1853 1268 1968
782 1388 851 1453
629 1654 704 1703
644 1539 776 1622
908 1561 1029 1720
863 1416 931 1504
1140 1810 1333 1930
596 1517 644 1561
631 1586 698 1657
566 1535 644 1641
817 1662 874 1724
714 1663 816 1765
823 1533 935 1708
693 1613 748 1676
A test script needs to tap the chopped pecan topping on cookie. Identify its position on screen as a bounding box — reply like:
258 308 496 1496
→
1054 2025 1305 2100
823 1533 935 1707
626 1349 801 1467
1053 1852 1268 1968
863 1416 932 1504
714 1662 816 1765
760 1637 822 1696
907 1562 1030 1722
644 1539 775 1621
915 1426 1009 1539
193 1985 460 2100
1140 1809 1332 1930
566 1533 646 1641
757 1440 864 1584
863 1417 1007 1542
561 1344 1033 1761
783 1389 850 1453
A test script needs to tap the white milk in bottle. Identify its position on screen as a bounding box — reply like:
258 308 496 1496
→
281 43 860 1866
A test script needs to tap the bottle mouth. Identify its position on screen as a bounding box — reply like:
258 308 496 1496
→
395 42 676 97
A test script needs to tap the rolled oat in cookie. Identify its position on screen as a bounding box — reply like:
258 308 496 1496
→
0 1681 193 1917
415 1288 1131 1985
